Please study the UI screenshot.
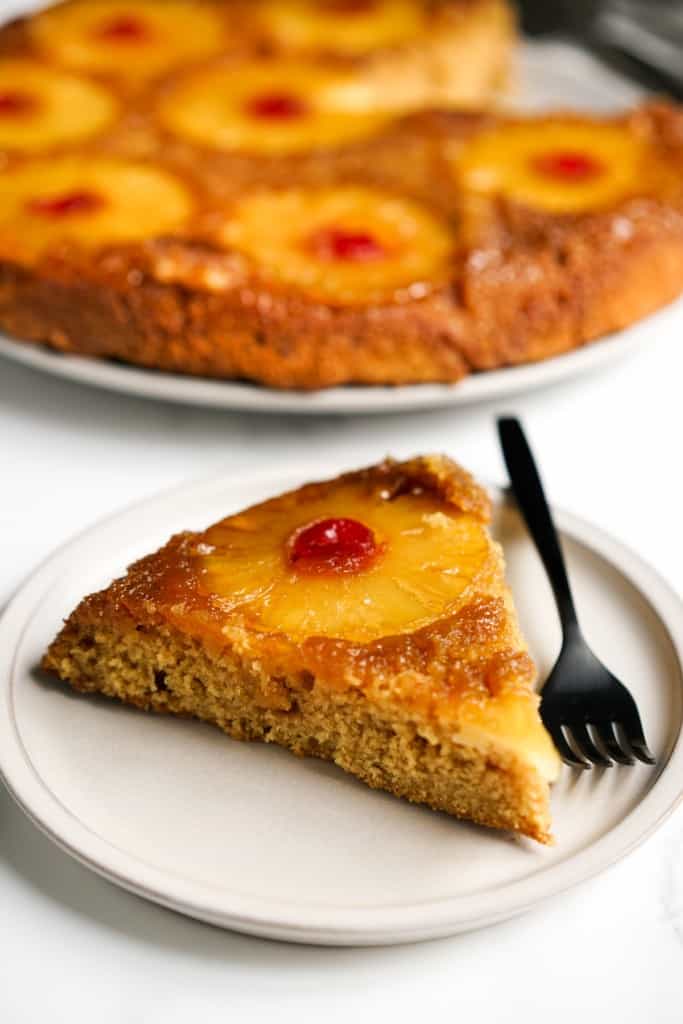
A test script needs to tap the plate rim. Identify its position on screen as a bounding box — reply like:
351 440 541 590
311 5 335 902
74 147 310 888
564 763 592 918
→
1 464 682 946
0 298 673 415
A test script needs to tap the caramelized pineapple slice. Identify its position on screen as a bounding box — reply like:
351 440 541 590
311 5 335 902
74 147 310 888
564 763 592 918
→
220 185 454 304
157 60 392 154
0 157 193 263
201 479 495 643
257 0 425 56
0 59 117 152
29 0 225 80
456 120 650 213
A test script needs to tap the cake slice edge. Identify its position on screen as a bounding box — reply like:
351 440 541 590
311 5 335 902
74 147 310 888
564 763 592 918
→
42 583 557 845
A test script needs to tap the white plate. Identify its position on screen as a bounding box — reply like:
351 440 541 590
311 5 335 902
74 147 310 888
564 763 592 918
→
0 41 662 415
1 466 682 946
0 310 669 414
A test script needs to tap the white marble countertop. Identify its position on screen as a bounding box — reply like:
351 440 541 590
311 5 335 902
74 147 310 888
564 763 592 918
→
1 1 683 1017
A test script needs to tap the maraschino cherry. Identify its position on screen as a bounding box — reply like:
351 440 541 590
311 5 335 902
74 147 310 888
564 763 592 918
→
307 227 386 262
26 190 106 219
245 93 309 121
0 91 38 117
289 517 379 574
531 150 604 183
95 15 151 43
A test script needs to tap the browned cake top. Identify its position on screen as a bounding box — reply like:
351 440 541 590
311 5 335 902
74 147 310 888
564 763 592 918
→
1 1 682 313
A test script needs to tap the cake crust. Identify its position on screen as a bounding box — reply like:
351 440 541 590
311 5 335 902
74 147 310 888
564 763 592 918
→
43 457 560 843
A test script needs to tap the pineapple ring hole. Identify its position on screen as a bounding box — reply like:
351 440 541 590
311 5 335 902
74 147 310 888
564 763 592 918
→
244 91 310 121
93 14 153 43
25 189 107 219
288 517 380 575
305 226 388 263
0 90 40 117
530 150 605 184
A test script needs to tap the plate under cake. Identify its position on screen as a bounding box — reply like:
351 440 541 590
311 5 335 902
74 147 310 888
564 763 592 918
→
43 456 560 843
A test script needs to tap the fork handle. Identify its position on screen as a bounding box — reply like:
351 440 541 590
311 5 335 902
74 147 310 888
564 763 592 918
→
497 417 580 635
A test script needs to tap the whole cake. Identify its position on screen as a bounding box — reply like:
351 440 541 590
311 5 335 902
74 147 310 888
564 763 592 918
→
43 456 561 843
1 1 683 389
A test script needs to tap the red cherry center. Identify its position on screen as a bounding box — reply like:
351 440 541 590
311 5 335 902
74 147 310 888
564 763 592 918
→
531 150 605 183
289 517 378 574
307 227 387 263
244 92 309 121
319 0 378 14
95 14 151 43
26 190 106 219
0 90 39 118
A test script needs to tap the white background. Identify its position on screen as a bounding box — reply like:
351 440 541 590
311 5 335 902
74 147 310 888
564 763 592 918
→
1 2 682 1020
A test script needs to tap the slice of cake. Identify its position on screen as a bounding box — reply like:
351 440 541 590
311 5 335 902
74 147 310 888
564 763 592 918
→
43 457 560 842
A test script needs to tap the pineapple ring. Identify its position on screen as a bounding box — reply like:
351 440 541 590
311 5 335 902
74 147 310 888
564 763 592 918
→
0 157 193 263
220 186 454 305
29 0 225 80
257 0 425 57
0 60 117 152
157 61 393 155
200 481 493 643
455 120 650 214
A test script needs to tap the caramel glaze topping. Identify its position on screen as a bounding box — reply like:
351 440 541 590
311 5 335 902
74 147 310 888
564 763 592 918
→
72 458 538 722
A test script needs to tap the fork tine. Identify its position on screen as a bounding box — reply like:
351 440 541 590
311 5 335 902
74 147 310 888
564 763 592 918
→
569 722 613 767
629 740 656 766
620 707 657 766
596 721 635 766
548 722 591 768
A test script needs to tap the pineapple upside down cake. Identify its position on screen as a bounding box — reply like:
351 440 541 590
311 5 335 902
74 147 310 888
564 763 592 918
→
1 1 683 389
44 457 561 843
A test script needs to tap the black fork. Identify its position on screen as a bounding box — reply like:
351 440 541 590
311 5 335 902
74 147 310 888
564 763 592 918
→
497 417 656 769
